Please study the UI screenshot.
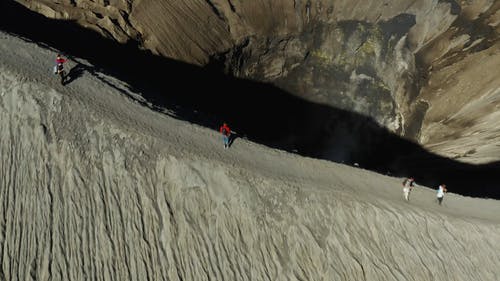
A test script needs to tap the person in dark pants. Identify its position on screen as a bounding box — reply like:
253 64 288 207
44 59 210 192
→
219 122 231 149
55 54 67 85
402 177 415 201
436 184 447 205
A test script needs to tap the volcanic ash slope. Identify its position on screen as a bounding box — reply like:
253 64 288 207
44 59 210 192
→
1 32 500 281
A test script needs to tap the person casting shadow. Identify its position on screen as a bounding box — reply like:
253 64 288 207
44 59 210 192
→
219 122 231 149
55 53 67 85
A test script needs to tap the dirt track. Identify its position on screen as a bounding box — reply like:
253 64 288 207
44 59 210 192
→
1 30 499 281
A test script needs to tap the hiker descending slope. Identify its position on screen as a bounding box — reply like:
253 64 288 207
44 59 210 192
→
55 54 67 85
436 184 448 205
402 177 415 201
219 122 231 149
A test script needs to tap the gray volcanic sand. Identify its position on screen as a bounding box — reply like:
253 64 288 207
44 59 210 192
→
1 31 499 281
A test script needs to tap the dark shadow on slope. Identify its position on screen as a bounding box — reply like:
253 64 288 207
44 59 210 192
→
1 0 499 199
228 132 239 148
64 63 86 86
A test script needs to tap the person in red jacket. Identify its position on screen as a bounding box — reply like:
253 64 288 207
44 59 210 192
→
55 54 67 85
219 122 231 149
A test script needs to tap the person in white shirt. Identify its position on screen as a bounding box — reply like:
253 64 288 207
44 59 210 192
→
436 184 447 205
402 177 415 201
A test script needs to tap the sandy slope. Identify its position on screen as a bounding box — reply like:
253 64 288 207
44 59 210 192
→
1 31 500 281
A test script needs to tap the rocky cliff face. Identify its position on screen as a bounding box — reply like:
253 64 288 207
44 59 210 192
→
416 1 500 163
13 0 500 164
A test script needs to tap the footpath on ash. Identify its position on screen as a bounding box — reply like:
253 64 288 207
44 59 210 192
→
1 30 499 281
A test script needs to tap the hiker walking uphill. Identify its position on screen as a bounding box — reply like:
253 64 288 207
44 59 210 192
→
436 184 448 205
402 177 415 201
54 54 67 85
219 122 231 149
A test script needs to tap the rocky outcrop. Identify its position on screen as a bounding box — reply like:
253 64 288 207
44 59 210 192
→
12 0 464 62
12 0 500 164
416 1 500 163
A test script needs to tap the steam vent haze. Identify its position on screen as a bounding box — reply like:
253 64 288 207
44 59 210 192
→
0 0 499 280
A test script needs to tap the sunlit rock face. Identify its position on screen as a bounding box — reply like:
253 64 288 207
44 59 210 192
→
15 0 500 163
416 2 500 164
